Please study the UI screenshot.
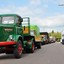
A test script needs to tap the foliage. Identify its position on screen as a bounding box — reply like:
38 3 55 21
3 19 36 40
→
30 25 40 36
49 31 61 41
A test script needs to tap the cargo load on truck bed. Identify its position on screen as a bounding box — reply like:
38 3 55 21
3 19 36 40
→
30 25 41 49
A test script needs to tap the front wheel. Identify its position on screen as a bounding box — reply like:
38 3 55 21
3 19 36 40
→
14 40 22 59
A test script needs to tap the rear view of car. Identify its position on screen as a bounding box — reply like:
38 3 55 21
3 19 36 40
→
49 36 56 43
61 31 64 44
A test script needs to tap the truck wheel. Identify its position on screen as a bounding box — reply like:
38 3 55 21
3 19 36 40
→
30 42 35 53
37 43 41 49
14 40 22 59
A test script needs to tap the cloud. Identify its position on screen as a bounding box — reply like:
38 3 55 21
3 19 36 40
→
0 9 12 14
30 15 64 27
0 7 63 28
29 0 42 5
39 0 64 5
15 7 33 16
44 15 64 27
30 15 64 32
0 6 45 17
57 0 64 4
15 6 45 17
0 5 63 32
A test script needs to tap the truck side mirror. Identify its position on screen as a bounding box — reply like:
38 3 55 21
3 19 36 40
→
18 18 23 22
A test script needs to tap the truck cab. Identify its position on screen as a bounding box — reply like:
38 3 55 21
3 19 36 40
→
0 14 23 42
0 14 24 58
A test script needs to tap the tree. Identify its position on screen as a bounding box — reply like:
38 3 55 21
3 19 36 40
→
52 30 54 33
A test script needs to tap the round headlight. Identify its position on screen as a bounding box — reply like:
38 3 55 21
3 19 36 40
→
9 35 13 40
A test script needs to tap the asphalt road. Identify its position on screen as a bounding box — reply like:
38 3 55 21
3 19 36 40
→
0 42 64 64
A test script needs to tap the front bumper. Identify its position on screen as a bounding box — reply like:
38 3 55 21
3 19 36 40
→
0 41 16 46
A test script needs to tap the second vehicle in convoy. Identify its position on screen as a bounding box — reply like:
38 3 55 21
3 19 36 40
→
40 32 50 45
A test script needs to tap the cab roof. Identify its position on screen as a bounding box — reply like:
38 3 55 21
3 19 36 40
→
0 14 21 17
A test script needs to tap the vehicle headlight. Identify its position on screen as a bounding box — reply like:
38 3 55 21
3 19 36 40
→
9 35 13 40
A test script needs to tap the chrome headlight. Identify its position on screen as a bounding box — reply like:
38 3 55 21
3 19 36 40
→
9 35 13 40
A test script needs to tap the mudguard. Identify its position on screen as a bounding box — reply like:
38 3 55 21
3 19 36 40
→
7 35 23 42
0 35 23 46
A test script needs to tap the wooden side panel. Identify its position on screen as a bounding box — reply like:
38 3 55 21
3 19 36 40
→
35 35 41 41
22 27 29 34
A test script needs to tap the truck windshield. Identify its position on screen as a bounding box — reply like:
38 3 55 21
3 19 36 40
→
2 16 14 24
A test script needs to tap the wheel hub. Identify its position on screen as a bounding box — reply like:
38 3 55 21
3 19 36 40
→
18 44 22 55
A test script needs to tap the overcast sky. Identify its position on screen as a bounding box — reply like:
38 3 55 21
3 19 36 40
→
0 0 64 32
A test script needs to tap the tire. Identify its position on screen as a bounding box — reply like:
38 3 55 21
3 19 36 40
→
37 43 41 49
14 40 22 59
29 39 35 53
41 42 44 45
31 43 35 53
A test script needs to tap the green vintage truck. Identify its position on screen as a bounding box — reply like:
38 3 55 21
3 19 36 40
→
0 14 35 58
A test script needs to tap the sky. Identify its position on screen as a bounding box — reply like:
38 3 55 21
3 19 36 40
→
0 0 64 32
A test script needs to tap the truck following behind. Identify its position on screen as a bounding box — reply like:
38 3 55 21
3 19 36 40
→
40 32 50 45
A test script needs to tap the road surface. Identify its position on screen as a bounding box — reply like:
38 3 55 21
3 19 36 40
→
0 42 64 64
